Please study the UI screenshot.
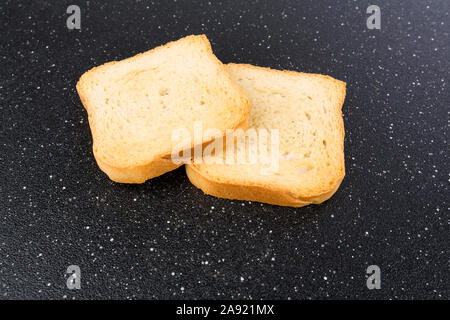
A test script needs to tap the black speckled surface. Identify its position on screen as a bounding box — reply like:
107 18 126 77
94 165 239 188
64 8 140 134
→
0 0 448 299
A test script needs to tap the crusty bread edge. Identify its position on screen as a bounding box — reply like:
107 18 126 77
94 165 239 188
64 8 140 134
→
186 63 346 206
95 116 249 183
96 155 182 183
186 164 344 207
76 35 251 183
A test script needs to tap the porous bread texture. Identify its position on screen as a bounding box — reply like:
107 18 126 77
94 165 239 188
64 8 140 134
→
77 35 250 183
186 63 346 207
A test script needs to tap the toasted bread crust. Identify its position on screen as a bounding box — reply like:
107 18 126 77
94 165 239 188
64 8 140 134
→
186 164 344 207
76 35 250 183
96 155 181 183
95 116 250 183
186 63 346 206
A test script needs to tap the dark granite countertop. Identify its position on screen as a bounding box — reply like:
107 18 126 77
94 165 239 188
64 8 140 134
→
0 0 448 299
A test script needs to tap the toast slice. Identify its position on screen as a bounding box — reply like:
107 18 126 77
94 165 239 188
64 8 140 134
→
186 63 346 207
77 35 250 183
